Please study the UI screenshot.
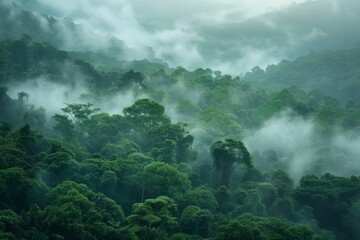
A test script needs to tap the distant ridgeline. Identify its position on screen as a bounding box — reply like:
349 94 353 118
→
1 37 360 132
1 36 360 240
244 47 360 103
0 36 159 87
0 1 129 54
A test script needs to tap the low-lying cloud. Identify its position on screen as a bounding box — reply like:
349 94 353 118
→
6 0 359 75
6 77 148 124
245 111 360 183
6 77 89 119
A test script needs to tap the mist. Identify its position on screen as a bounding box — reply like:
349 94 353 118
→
1 1 359 239
6 0 360 74
6 78 88 119
245 111 360 183
5 77 148 127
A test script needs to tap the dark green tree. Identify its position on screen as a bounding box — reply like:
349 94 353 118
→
124 196 179 240
180 206 213 238
123 99 170 130
177 187 218 213
44 181 124 240
61 103 99 127
0 167 42 211
52 103 99 143
142 162 191 198
211 139 253 188
214 213 313 240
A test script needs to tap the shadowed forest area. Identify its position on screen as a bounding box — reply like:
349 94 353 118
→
1 1 360 240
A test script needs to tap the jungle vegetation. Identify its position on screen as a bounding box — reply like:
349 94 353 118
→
0 3 360 239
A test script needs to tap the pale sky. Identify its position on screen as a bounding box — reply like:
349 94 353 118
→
13 0 360 74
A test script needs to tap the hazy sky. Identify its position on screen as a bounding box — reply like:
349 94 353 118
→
13 0 360 74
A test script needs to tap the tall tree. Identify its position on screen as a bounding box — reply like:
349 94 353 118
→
211 139 252 188
52 103 99 142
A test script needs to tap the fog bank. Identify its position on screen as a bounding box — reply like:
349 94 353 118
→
245 111 360 183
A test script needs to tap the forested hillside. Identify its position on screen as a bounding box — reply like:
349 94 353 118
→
1 36 360 240
1 1 360 240
0 1 152 61
244 47 360 103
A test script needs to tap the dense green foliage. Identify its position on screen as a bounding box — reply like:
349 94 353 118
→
0 34 359 240
244 48 360 103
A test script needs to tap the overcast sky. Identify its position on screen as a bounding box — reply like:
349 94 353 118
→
14 0 360 74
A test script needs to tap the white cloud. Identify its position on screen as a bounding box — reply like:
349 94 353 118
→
245 111 315 155
12 0 360 74
34 0 148 48
130 0 310 25
245 111 360 183
6 77 89 118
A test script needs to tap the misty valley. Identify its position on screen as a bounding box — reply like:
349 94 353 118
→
1 1 360 240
